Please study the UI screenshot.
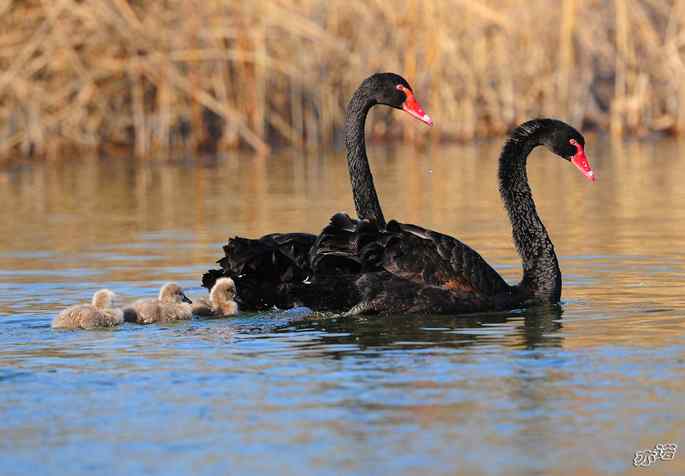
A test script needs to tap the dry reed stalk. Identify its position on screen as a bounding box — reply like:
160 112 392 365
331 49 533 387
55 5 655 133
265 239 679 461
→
1 0 685 160
558 0 576 118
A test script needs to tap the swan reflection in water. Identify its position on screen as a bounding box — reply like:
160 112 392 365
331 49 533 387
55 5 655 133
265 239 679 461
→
266 305 565 356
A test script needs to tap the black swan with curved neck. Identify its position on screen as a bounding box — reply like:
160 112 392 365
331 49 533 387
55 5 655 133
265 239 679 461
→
202 73 432 309
301 118 595 314
345 73 432 226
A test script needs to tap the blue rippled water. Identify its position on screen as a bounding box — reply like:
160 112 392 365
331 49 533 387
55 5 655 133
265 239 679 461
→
1 142 684 475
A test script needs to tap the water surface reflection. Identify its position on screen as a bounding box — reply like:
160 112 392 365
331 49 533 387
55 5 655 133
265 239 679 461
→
1 139 685 475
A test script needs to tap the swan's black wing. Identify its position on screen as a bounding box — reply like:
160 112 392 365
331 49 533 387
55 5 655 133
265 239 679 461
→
305 214 513 314
202 232 317 310
381 220 510 296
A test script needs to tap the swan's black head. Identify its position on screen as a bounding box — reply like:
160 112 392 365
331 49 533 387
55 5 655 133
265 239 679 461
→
544 120 594 182
516 119 595 182
361 73 432 126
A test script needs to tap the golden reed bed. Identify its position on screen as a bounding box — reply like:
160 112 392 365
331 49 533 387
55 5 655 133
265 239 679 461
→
0 0 684 159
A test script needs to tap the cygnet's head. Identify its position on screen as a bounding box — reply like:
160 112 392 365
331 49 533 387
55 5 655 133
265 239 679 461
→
92 289 117 309
159 283 192 304
210 278 237 305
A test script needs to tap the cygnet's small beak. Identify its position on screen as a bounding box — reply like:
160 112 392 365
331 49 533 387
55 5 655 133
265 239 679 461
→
182 294 192 304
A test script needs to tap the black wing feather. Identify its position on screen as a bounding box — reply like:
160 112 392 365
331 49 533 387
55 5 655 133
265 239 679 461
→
306 214 513 313
202 232 317 310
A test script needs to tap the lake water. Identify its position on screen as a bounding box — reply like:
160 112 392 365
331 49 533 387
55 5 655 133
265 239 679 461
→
1 138 684 475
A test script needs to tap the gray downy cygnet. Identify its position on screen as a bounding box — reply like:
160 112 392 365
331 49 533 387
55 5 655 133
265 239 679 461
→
192 278 239 317
125 283 193 324
52 289 124 329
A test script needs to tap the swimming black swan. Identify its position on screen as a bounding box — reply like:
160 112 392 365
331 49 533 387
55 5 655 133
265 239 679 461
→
202 73 432 309
300 118 595 314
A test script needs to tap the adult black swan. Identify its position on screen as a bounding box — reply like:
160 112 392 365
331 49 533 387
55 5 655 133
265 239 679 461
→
302 118 595 315
202 73 432 309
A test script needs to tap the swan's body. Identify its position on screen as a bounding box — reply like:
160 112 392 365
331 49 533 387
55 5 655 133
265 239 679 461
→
203 73 432 309
125 283 193 324
300 119 595 314
193 277 239 317
52 289 124 329
202 232 316 310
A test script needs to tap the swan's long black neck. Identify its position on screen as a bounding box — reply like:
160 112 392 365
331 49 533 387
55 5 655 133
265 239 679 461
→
345 88 386 228
498 121 561 303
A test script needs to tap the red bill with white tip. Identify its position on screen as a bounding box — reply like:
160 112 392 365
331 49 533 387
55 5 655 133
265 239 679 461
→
396 84 433 126
570 139 595 183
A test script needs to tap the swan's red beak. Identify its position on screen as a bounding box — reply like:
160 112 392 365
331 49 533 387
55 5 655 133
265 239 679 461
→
397 85 432 126
570 141 595 182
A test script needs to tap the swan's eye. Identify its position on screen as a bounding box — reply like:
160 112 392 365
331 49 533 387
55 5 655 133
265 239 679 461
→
396 84 407 93
569 139 577 146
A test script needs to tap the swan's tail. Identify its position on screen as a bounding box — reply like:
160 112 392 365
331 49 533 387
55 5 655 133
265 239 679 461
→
202 232 317 310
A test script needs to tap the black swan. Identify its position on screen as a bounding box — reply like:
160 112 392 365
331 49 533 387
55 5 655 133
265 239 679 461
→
202 73 432 309
301 118 595 315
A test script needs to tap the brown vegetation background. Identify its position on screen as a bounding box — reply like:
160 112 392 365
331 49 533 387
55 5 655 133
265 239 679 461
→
1 0 685 158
